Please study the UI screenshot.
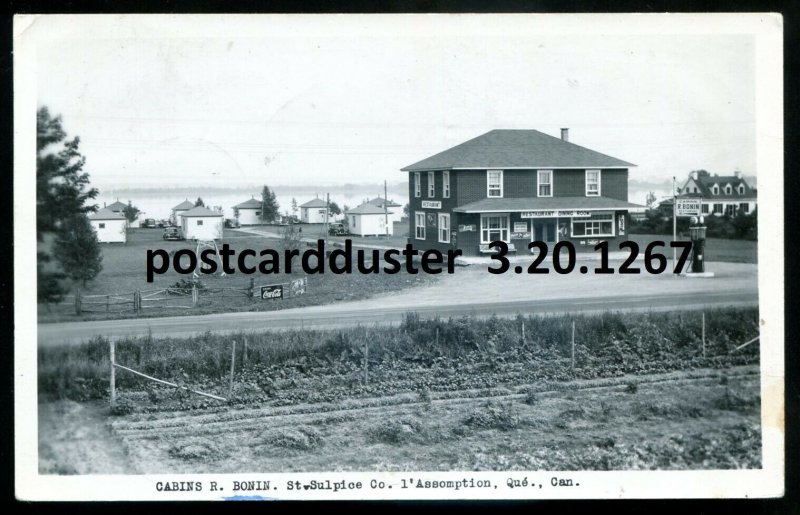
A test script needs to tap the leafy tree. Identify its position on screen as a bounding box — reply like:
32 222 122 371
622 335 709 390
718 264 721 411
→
291 197 298 216
37 252 66 306
194 197 205 207
342 205 350 230
328 200 342 217
260 185 280 222
645 191 657 209
122 201 141 224
403 203 410 218
53 214 103 288
37 106 98 237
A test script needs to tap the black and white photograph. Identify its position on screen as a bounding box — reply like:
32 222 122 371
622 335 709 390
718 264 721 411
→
14 13 784 500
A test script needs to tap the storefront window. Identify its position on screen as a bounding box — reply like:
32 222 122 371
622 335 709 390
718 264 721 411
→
415 212 426 239
571 213 614 237
481 214 509 243
438 213 450 243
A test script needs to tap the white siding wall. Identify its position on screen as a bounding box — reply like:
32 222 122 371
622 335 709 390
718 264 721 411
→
302 207 329 223
237 208 261 225
350 213 393 236
181 216 223 240
91 219 127 243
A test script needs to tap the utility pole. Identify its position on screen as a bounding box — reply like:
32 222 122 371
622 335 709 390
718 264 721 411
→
672 176 677 266
384 179 389 238
325 193 330 238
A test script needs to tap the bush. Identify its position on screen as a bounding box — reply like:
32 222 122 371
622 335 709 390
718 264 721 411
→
463 401 521 431
262 426 323 451
369 416 424 444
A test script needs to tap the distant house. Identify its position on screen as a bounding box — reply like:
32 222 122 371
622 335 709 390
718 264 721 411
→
677 170 757 217
300 197 329 223
365 197 404 224
88 208 127 243
171 199 195 225
346 202 394 236
179 206 223 240
105 199 128 216
233 197 262 225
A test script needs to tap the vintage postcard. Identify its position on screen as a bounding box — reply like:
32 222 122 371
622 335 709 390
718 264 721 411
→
14 13 784 500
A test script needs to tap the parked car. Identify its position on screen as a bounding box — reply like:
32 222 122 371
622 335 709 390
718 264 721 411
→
142 218 157 228
224 218 241 228
157 219 170 228
328 222 347 236
162 227 184 241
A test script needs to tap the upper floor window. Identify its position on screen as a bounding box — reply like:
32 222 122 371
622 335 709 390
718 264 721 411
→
724 184 732 195
585 169 601 196
537 170 552 197
487 170 503 198
443 171 450 198
738 184 745 195
428 171 435 198
711 184 719 195
414 172 421 198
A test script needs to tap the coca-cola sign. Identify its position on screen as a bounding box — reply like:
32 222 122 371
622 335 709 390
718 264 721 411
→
260 285 284 300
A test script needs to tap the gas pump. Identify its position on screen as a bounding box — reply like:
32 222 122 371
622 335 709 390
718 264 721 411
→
688 216 707 273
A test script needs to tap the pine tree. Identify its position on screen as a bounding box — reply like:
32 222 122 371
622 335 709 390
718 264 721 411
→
54 214 103 288
123 200 141 224
260 186 280 222
195 197 205 207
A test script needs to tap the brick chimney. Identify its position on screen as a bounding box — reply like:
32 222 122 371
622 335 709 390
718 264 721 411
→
691 171 699 180
734 170 742 179
560 128 569 142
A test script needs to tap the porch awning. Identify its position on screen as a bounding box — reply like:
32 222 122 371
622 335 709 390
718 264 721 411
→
453 196 645 214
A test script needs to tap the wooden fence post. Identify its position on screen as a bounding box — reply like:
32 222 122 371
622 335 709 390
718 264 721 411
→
364 340 369 385
109 340 116 408
192 284 198 307
242 336 248 368
521 320 525 342
571 321 576 370
702 312 706 358
248 278 255 298
75 292 82 315
228 340 236 400
106 295 110 312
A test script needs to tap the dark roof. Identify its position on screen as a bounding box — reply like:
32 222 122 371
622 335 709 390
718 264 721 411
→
401 129 635 172
106 200 128 211
89 208 127 221
454 196 644 213
300 198 328 208
172 200 195 210
681 173 757 200
179 206 223 217
366 197 401 208
234 198 262 209
346 203 395 215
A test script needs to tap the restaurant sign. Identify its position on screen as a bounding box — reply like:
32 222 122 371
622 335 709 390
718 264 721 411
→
520 210 591 218
421 201 442 209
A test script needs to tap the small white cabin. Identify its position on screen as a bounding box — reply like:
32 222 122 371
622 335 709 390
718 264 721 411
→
171 199 195 225
366 197 404 224
300 198 329 223
233 197 262 225
346 203 394 237
180 206 224 240
88 208 127 243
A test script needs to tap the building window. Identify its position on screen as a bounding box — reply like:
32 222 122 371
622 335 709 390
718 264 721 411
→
740 203 750 214
414 172 421 198
537 170 552 197
701 204 709 214
713 203 723 214
585 170 601 196
738 184 745 195
415 212 426 240
572 213 614 237
197 220 204 226
428 171 435 198
443 171 450 198
487 170 503 198
725 184 732 195
480 214 510 243
711 184 719 195
725 204 737 216
98 223 105 229
438 213 450 243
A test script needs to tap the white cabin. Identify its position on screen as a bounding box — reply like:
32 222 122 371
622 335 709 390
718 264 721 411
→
171 199 195 225
300 198 329 223
346 203 394 236
233 197 262 225
179 206 224 240
88 208 127 243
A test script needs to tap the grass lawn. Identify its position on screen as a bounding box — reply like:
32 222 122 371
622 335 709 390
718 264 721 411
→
38 228 437 322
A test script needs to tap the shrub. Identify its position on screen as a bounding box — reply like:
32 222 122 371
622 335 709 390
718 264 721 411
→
369 416 424 444
463 401 521 431
625 383 638 394
168 439 224 461
263 426 323 451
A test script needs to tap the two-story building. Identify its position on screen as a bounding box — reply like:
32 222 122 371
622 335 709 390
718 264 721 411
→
401 129 643 256
676 170 757 217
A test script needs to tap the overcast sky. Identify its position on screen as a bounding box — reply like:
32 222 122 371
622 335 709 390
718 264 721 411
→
34 17 755 194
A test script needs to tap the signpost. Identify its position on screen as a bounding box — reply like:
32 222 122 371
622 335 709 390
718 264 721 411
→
675 198 701 216
260 284 283 300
